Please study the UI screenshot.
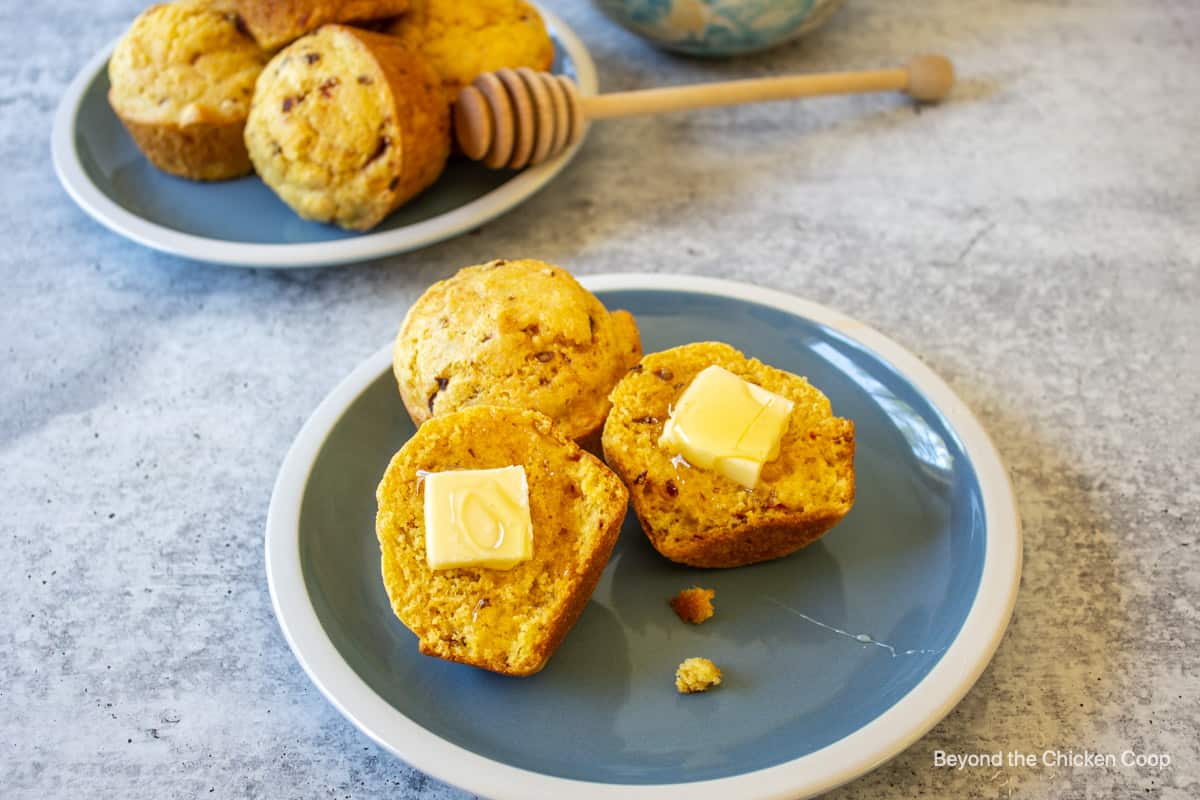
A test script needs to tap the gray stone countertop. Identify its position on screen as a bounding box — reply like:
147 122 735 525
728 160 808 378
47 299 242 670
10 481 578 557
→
2 0 1197 797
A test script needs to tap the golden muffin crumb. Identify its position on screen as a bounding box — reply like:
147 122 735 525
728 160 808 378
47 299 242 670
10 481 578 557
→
394 260 642 447
107 0 269 180
670 586 715 624
386 0 554 102
376 405 629 676
234 0 411 50
602 342 855 568
675 657 722 694
244 25 449 230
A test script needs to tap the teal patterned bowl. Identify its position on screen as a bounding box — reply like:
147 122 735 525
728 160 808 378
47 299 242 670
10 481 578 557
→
595 0 846 56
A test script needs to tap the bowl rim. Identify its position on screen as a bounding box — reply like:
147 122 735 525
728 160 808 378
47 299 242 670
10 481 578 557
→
265 273 1022 799
596 0 849 55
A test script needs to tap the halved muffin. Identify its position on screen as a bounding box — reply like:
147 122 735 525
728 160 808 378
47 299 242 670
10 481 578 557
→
376 405 628 675
244 24 450 230
107 0 269 181
603 342 855 568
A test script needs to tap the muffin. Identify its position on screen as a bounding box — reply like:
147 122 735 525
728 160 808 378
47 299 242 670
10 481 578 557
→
385 0 555 102
107 0 269 181
393 260 642 450
602 342 855 568
376 405 629 676
233 0 412 50
244 25 450 230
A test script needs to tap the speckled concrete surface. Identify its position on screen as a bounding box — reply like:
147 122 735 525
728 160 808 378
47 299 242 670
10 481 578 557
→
2 1 1198 797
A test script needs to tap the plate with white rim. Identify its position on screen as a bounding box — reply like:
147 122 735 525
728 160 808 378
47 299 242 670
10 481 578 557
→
50 5 595 269
265 273 1021 799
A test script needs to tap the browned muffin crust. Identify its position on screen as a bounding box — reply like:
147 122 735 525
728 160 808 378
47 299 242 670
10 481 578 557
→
234 0 411 50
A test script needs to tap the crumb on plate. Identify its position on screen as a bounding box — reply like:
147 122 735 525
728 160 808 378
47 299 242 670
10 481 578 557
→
670 586 715 623
675 657 722 694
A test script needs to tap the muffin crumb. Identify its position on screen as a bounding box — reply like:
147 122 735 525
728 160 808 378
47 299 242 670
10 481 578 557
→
675 657 722 694
670 586 715 624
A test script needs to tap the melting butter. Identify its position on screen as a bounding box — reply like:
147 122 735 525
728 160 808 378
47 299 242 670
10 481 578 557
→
422 466 533 571
659 365 794 489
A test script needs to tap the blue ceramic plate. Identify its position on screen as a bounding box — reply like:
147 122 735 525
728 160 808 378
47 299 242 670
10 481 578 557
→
265 275 1021 799
50 5 595 268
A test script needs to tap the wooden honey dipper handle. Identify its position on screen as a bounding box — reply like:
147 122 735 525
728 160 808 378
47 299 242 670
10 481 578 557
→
455 55 954 169
585 55 953 118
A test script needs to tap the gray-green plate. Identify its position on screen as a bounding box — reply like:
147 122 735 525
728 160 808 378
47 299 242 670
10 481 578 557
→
265 275 1021 799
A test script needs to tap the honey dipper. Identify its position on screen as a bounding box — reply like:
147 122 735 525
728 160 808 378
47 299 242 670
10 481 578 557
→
454 55 955 170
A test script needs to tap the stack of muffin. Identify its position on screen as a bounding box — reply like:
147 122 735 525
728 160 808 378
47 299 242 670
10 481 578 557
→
106 0 555 229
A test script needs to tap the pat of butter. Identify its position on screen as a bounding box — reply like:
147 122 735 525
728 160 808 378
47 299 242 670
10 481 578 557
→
423 466 533 571
659 365 795 489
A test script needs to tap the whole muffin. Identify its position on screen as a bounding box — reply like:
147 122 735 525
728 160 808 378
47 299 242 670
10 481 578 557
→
244 25 450 230
107 0 269 181
234 0 412 50
386 0 554 102
394 260 642 449
376 405 628 676
602 342 855 568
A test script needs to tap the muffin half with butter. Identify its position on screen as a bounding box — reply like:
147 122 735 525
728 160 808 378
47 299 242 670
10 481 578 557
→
602 342 855 568
376 405 628 675
108 0 269 181
394 260 642 451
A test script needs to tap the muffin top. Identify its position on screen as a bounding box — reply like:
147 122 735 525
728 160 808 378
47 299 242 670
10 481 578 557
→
386 0 554 99
108 1 267 125
394 260 642 443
